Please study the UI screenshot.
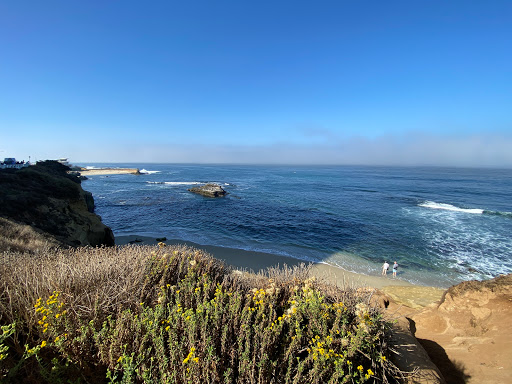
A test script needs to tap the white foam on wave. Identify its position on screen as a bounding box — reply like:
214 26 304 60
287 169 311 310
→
419 201 484 214
424 226 512 279
412 201 512 283
146 181 203 185
139 169 160 175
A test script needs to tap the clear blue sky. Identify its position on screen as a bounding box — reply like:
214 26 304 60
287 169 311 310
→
1 0 511 166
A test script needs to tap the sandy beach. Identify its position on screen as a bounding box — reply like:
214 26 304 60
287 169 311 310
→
80 168 140 176
116 235 444 308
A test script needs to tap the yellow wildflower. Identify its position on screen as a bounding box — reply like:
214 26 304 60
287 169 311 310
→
182 347 196 364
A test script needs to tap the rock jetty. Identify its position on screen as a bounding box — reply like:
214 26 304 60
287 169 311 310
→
188 183 227 197
79 168 140 176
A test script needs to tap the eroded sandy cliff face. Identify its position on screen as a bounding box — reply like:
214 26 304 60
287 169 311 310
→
370 275 512 384
0 160 114 249
411 274 512 384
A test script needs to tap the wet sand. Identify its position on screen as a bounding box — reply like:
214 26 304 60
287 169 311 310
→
116 235 445 308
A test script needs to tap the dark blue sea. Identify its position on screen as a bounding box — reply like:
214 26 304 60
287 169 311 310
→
80 164 512 288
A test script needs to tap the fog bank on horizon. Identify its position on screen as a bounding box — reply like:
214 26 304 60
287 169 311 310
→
6 133 512 168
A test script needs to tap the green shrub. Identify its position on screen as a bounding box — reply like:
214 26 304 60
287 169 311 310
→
0 244 401 383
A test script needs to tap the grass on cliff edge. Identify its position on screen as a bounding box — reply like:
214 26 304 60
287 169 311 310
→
0 244 406 384
0 218 60 254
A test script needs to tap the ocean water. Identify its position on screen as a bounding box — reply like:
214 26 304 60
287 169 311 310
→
80 164 512 288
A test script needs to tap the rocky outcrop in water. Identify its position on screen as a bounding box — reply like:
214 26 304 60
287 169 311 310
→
0 161 115 248
188 183 227 197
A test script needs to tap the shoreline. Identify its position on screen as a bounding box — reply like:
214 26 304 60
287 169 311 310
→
116 235 445 308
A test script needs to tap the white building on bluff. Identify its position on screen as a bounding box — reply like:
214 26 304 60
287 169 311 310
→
0 158 30 169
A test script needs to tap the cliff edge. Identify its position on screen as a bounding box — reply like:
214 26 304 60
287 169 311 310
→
0 160 115 249
411 274 512 384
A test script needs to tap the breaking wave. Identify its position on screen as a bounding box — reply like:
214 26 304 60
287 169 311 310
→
139 169 160 175
419 201 512 219
146 181 203 185
419 201 484 214
485 210 512 219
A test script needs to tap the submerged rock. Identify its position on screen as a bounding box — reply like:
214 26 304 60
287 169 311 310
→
188 183 227 198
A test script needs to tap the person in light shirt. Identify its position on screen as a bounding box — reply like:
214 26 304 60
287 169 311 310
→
382 261 389 275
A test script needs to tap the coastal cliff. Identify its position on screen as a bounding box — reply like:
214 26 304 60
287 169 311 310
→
410 274 512 384
0 160 114 249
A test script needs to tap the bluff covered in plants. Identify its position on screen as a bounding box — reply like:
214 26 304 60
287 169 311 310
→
0 161 114 249
0 244 406 384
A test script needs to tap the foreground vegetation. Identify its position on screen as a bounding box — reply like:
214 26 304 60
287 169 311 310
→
0 244 404 383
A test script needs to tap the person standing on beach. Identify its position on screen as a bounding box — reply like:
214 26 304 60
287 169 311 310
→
382 261 389 275
392 261 398 278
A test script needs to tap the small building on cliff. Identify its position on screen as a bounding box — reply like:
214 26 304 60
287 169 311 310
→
0 158 30 169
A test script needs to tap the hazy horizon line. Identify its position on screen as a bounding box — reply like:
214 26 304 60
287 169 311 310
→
71 161 512 170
